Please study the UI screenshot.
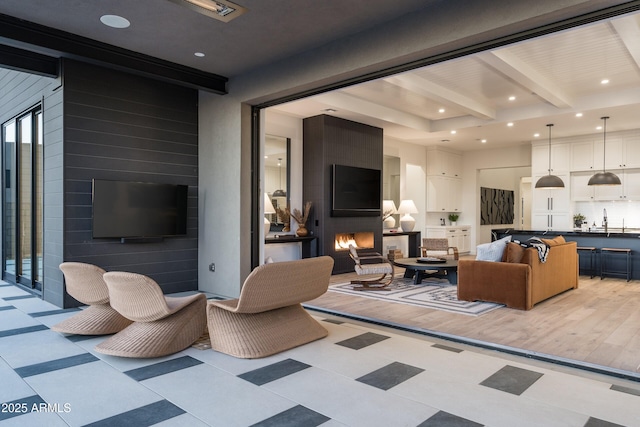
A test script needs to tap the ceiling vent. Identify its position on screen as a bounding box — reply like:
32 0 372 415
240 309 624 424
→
167 0 247 22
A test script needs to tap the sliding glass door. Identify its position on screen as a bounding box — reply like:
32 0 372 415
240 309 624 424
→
2 107 43 290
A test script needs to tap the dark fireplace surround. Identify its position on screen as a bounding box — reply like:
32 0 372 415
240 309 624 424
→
303 115 383 274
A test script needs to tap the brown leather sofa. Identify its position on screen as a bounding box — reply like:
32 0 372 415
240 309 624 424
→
457 238 578 310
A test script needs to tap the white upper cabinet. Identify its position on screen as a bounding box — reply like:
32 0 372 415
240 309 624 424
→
426 148 462 177
532 143 570 174
570 140 595 171
427 176 462 212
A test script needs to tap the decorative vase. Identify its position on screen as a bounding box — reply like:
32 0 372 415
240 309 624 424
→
383 216 396 229
283 222 290 232
451 221 457 226
296 224 308 237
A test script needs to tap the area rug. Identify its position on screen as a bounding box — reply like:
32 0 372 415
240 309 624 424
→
328 277 503 316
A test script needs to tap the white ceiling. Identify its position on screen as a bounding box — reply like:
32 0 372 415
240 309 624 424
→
270 11 640 152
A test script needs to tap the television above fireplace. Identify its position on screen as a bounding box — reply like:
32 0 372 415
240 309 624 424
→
331 164 381 217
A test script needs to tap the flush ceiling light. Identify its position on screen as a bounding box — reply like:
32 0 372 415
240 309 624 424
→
535 124 565 189
167 0 247 22
100 15 130 28
588 116 621 186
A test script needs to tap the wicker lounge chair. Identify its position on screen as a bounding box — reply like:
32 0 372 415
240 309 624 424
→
420 238 459 260
348 244 394 290
95 272 206 358
52 262 133 335
206 256 334 359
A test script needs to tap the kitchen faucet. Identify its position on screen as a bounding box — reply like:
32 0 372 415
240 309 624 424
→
603 208 608 233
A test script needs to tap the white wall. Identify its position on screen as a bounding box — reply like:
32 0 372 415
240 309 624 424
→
478 166 532 245
462 144 532 250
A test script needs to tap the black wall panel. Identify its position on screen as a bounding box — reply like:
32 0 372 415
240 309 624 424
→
62 60 198 302
303 115 383 274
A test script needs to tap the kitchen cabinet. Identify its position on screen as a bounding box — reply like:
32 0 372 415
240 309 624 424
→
532 173 571 230
570 140 596 171
531 212 571 231
532 143 570 174
426 148 462 177
427 176 462 212
425 226 471 254
592 169 640 201
570 172 594 201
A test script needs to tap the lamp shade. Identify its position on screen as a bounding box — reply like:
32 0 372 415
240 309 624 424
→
587 171 622 186
535 174 565 189
382 200 397 214
263 193 276 214
397 200 418 214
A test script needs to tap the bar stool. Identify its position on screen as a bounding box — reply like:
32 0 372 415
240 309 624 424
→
577 246 597 279
600 248 632 282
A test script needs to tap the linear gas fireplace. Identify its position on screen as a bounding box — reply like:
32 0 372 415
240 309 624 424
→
334 232 374 251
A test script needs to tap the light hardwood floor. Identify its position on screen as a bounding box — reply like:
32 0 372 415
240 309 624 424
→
308 270 640 375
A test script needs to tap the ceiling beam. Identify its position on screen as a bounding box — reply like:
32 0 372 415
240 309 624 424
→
609 16 640 70
0 13 228 94
0 44 58 77
383 74 496 120
477 50 573 109
318 92 432 132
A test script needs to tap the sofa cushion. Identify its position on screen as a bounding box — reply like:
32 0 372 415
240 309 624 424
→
541 235 566 246
476 235 512 262
504 242 526 263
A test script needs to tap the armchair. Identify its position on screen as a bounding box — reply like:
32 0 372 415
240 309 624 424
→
420 238 459 260
349 244 395 290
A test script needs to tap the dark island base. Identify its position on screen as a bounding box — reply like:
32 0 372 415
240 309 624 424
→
493 229 637 281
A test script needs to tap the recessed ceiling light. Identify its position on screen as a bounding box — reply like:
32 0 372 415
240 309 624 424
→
534 133 540 138
575 113 583 117
194 52 205 57
481 139 487 143
100 15 130 28
601 79 610 85
167 0 247 22
508 96 516 101
450 130 456 135
596 126 603 130
507 122 514 127
323 108 337 113
438 108 445 113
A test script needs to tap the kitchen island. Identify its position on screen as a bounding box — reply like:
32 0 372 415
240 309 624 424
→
493 229 639 280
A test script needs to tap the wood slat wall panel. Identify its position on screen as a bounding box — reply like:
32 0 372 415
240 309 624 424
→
62 59 199 300
303 115 383 274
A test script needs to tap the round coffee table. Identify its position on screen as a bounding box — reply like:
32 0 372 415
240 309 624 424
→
392 257 458 285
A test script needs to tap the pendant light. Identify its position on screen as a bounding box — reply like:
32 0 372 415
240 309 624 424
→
272 158 287 197
588 116 621 186
535 124 565 188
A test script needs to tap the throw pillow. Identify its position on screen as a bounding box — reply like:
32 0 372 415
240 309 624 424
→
504 242 526 263
541 235 566 246
476 235 512 262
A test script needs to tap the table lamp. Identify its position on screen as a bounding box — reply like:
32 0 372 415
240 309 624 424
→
397 199 418 232
264 193 276 238
382 200 397 229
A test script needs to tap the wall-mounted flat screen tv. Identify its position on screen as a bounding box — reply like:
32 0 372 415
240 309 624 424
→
331 164 381 217
92 179 188 239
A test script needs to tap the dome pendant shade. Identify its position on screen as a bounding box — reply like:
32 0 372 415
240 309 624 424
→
535 174 565 188
589 116 621 186
587 171 622 186
535 123 565 189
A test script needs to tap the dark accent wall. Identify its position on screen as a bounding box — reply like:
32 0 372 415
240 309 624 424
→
303 115 383 274
62 59 199 306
